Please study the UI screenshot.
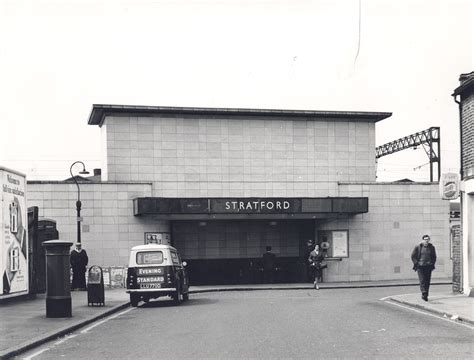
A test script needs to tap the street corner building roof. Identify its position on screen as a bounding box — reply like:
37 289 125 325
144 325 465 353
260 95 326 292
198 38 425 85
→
452 71 474 96
87 104 392 126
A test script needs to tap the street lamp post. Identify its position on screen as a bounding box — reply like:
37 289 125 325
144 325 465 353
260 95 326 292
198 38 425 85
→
70 161 89 245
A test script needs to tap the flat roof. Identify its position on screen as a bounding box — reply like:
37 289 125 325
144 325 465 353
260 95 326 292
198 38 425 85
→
88 104 392 126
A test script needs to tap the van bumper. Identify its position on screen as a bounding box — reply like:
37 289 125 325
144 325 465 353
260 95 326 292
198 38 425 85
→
126 287 177 293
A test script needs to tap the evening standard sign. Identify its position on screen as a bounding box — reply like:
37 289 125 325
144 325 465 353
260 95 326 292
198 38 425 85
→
211 199 300 213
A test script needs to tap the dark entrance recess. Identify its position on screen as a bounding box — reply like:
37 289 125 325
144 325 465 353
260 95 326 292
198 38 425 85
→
172 220 315 285
29 216 59 294
27 207 39 297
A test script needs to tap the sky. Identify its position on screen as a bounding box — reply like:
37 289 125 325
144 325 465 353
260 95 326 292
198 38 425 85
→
0 0 472 182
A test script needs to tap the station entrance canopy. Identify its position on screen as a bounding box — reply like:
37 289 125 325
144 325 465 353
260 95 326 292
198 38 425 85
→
133 197 368 220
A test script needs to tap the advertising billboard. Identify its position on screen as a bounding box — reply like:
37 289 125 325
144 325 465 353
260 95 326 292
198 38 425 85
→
1 166 28 298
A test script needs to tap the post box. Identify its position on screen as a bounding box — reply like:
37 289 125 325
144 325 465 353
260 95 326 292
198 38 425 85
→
42 240 73 317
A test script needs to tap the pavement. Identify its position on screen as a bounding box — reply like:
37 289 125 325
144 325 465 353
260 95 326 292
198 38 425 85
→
0 278 472 359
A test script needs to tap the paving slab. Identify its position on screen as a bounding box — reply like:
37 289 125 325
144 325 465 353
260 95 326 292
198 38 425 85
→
0 289 129 359
387 292 474 325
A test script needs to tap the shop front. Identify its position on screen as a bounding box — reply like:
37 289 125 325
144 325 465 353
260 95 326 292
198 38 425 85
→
134 197 367 284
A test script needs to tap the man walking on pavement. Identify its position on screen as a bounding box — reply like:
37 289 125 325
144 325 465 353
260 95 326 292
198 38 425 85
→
411 234 436 301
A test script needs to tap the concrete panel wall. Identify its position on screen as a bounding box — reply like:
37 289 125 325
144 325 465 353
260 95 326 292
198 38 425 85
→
318 183 451 282
26 181 451 283
103 116 376 197
27 182 166 267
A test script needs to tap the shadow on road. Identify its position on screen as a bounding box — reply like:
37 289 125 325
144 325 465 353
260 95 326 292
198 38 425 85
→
139 297 219 308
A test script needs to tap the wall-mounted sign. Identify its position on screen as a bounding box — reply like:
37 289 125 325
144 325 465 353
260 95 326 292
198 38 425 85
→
332 231 349 258
439 173 460 200
134 197 368 216
210 198 300 214
144 232 171 245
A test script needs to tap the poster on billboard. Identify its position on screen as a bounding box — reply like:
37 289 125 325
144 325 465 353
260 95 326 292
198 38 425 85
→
1 166 28 298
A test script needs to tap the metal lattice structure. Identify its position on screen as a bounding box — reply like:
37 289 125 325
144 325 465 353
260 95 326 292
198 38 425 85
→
376 127 441 182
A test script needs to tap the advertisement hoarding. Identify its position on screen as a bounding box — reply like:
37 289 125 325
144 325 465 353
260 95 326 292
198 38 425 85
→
1 166 28 298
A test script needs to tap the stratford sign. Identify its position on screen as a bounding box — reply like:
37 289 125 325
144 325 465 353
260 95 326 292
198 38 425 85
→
133 197 368 217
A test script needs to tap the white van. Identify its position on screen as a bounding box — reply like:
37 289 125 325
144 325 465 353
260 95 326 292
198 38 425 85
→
126 244 189 306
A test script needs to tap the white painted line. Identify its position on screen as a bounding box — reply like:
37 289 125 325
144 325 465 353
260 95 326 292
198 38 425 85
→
54 333 78 345
379 293 419 301
80 307 136 334
385 299 474 330
22 347 51 360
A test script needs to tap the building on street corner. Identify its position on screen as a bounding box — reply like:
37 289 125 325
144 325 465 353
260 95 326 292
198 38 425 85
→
26 105 451 285
452 72 474 296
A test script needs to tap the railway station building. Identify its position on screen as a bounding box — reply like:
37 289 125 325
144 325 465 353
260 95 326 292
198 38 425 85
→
27 105 451 285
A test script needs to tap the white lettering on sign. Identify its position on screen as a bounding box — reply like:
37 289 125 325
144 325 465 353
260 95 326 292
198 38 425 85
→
137 276 164 283
224 200 291 212
138 268 163 275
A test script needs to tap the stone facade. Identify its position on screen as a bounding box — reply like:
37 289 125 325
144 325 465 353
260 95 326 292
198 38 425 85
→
27 181 168 267
101 115 376 197
24 105 452 284
320 182 450 282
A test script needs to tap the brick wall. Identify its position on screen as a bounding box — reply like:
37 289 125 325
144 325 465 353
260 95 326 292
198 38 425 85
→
461 92 474 178
102 115 376 197
451 224 462 293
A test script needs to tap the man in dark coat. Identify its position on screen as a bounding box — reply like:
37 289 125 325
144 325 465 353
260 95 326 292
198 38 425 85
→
262 246 277 284
411 234 437 301
70 243 89 290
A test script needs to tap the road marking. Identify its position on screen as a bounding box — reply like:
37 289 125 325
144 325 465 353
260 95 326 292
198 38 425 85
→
22 347 51 360
384 299 474 330
54 334 78 345
379 293 419 301
80 307 136 334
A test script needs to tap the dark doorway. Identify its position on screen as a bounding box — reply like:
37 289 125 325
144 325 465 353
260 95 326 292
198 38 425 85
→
32 218 59 293
172 220 314 285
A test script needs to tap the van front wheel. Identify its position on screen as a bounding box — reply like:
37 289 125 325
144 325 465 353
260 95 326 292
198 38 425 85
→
130 294 140 307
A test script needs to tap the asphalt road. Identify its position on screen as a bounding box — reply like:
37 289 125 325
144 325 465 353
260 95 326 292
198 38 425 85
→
18 285 473 359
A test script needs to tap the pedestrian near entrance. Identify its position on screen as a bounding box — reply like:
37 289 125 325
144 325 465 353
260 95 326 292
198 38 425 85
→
262 246 277 284
308 244 325 290
411 234 436 301
70 242 89 291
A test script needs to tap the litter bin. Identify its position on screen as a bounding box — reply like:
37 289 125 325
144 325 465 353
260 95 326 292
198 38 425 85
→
43 240 73 318
87 265 105 306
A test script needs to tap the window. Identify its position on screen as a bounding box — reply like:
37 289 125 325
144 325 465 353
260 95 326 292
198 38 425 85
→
136 251 163 265
170 251 180 265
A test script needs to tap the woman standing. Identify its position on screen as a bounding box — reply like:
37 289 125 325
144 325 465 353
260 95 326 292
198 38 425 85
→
308 244 325 290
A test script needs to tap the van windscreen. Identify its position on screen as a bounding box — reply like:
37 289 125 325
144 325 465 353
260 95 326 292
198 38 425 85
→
136 251 164 265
